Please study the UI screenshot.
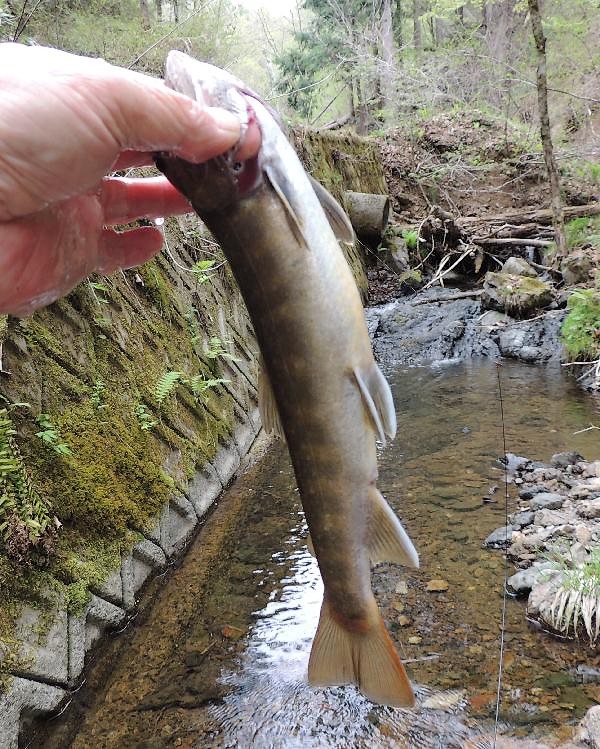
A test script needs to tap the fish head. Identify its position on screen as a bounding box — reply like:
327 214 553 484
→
155 51 266 212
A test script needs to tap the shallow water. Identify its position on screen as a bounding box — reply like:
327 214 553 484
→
33 359 600 749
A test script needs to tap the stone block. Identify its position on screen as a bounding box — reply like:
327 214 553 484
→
212 444 241 487
187 463 222 518
0 676 66 749
121 538 167 610
12 604 69 685
163 495 198 557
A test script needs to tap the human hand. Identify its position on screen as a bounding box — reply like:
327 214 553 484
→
0 43 260 317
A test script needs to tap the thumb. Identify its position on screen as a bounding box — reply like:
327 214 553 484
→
90 69 243 163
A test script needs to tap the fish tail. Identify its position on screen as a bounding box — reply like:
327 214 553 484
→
308 599 415 708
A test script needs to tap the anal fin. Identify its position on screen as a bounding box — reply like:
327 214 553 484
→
368 487 419 568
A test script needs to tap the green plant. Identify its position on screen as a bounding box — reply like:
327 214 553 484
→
548 548 600 645
35 414 72 455
135 404 157 431
154 370 184 407
205 336 240 362
561 289 600 360
190 259 217 284
187 376 229 401
88 281 110 304
91 379 107 410
0 408 54 550
402 230 419 251
565 217 591 249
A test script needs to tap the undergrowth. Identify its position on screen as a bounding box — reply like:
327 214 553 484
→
561 289 600 360
548 548 600 645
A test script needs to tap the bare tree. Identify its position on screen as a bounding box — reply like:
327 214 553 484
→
140 0 151 29
155 0 162 22
412 0 422 51
379 0 397 119
527 0 567 256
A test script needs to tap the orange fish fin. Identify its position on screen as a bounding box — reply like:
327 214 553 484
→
353 364 396 444
308 600 416 708
368 486 419 568
258 355 285 439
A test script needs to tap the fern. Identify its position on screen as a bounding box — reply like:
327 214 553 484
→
0 408 54 549
190 259 216 284
35 413 72 455
187 376 229 400
135 403 157 431
205 336 240 362
154 371 184 407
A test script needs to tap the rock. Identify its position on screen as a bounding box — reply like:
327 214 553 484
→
503 453 532 472
426 579 449 592
529 492 565 511
534 508 568 526
408 636 422 645
478 310 512 328
582 461 600 478
577 498 600 519
561 252 592 285
519 485 546 499
398 615 412 626
551 451 584 468
511 510 535 527
575 525 593 544
575 704 600 748
502 256 538 277
507 567 547 596
483 524 519 547
576 665 600 684
527 571 563 619
482 272 554 317
395 580 408 595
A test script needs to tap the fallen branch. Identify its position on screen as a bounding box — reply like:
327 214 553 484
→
460 202 600 228
473 237 553 248
412 290 483 305
423 244 474 290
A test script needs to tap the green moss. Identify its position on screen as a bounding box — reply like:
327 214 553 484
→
137 259 175 315
562 289 600 360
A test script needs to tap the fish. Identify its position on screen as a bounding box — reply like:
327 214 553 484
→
155 50 419 707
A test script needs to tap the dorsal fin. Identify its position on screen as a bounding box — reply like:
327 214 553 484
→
353 364 396 445
368 486 419 567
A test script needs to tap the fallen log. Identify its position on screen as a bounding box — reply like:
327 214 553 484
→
411 290 483 305
344 191 390 243
473 237 553 248
460 202 600 228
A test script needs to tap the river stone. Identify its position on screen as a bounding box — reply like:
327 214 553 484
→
534 509 568 527
507 567 546 596
551 451 584 468
483 524 519 547
511 510 535 527
576 705 600 749
562 252 592 286
519 485 546 500
426 579 449 592
481 272 554 317
577 498 600 519
502 256 538 277
503 453 531 472
527 571 563 619
529 493 565 511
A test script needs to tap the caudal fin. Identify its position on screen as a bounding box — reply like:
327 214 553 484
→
307 600 415 708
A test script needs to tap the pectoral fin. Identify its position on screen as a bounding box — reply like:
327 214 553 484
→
309 176 355 243
258 356 285 439
354 364 397 444
368 487 419 568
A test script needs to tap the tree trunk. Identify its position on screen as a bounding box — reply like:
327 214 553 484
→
356 77 369 135
412 0 422 50
173 0 179 22
527 0 567 257
140 0 151 29
379 0 397 121
155 0 162 22
394 0 403 54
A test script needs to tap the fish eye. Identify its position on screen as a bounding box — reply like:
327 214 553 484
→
232 161 243 173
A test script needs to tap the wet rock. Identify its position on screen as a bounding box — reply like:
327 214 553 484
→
502 256 538 277
551 451 584 468
483 524 519 547
408 636 422 644
482 272 554 317
503 453 531 472
529 493 565 511
526 571 563 620
478 310 512 327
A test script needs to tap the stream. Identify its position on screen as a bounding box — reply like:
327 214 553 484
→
31 358 600 749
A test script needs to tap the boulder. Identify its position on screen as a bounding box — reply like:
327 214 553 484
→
561 252 592 286
482 272 554 317
511 510 535 527
483 524 519 547
575 705 600 749
551 451 584 468
529 492 565 511
502 256 538 277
